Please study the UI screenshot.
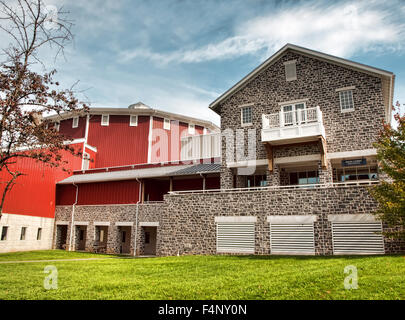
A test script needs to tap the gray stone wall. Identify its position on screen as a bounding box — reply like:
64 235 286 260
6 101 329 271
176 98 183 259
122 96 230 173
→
54 186 405 256
217 50 386 188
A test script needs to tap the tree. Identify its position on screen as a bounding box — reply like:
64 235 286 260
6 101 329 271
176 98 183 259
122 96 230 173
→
0 0 88 218
370 101 405 240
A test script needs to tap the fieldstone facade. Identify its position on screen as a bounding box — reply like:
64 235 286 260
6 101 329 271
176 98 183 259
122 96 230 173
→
54 185 405 256
217 50 386 189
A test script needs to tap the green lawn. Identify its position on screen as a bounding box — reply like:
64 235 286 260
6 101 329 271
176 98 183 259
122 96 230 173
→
0 250 404 300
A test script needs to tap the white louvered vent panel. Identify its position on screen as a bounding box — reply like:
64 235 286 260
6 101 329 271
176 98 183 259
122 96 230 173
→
332 222 385 255
270 224 315 254
216 223 255 253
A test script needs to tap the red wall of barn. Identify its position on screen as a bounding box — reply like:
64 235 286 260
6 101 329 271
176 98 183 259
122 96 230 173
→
59 116 86 140
87 115 150 168
0 144 84 218
56 180 140 205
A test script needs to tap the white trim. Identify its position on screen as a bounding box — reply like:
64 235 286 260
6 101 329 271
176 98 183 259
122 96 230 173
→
72 116 79 128
94 221 110 226
277 98 309 106
227 159 268 168
328 214 378 223
85 143 97 153
238 103 255 108
147 116 153 163
215 216 257 223
188 123 195 135
274 154 321 165
327 149 377 160
56 221 69 225
115 222 134 227
130 115 138 127
335 86 356 92
101 114 109 126
55 122 60 132
139 221 159 227
267 215 317 224
64 138 85 145
73 221 89 226
163 118 171 130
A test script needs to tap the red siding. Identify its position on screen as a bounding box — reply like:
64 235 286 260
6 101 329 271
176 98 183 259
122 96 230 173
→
173 178 204 191
87 115 150 168
144 179 170 201
0 144 84 218
59 117 86 140
206 177 220 189
56 180 140 205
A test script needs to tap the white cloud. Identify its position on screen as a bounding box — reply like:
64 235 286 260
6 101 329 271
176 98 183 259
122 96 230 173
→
120 1 405 64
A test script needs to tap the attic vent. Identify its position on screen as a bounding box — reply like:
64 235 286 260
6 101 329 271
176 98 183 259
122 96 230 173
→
284 60 297 81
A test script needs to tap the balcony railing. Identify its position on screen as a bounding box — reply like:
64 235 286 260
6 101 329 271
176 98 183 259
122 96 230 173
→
261 106 325 144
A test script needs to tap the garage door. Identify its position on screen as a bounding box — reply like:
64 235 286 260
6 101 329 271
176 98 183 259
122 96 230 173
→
332 222 385 255
216 223 255 254
270 223 315 255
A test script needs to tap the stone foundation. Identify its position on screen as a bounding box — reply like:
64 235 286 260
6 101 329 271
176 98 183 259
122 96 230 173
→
54 186 405 256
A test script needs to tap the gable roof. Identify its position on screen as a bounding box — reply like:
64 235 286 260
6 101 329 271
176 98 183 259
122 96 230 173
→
209 43 395 122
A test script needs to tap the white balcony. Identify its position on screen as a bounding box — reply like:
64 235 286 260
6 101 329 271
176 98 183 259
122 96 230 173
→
261 106 326 145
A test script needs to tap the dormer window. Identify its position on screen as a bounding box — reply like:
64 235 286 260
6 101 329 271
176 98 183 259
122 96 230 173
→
101 114 109 126
164 118 171 130
188 124 195 135
72 116 79 128
130 115 138 126
284 60 297 81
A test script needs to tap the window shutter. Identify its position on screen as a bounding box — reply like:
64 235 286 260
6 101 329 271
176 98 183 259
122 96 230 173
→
216 222 255 253
332 222 384 254
284 61 297 81
270 223 315 254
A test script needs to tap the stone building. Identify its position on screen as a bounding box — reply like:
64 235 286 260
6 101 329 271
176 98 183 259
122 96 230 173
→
51 44 403 256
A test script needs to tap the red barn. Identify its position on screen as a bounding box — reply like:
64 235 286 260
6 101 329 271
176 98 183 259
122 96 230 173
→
0 102 219 252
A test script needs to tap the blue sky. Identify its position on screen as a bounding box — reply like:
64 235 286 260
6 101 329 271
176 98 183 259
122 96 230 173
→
22 0 405 125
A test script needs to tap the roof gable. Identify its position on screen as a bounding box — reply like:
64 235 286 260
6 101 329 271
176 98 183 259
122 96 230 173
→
209 43 394 122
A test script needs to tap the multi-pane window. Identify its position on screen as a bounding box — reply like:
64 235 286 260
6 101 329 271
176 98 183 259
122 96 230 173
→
339 90 354 112
130 115 138 126
164 118 171 130
72 116 79 128
37 228 42 240
101 114 110 126
1 226 8 241
289 171 319 185
54 122 60 132
241 106 252 125
20 227 27 240
245 175 267 188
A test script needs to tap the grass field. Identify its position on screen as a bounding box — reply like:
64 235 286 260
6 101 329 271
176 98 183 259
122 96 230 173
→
0 250 404 300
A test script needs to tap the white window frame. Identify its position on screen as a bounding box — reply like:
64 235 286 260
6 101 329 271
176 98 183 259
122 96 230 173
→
188 123 195 135
241 106 253 127
203 127 208 135
72 116 79 128
129 115 138 127
164 118 171 130
339 90 355 113
101 114 110 126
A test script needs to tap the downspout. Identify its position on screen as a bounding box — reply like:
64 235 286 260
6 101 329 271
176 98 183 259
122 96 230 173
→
68 182 79 251
134 178 142 256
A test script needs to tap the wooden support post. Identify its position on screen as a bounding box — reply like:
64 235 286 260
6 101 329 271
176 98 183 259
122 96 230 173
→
141 180 145 203
319 137 327 169
264 143 274 173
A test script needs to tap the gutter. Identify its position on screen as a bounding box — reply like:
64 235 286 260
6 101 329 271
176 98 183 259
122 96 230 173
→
68 182 79 251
